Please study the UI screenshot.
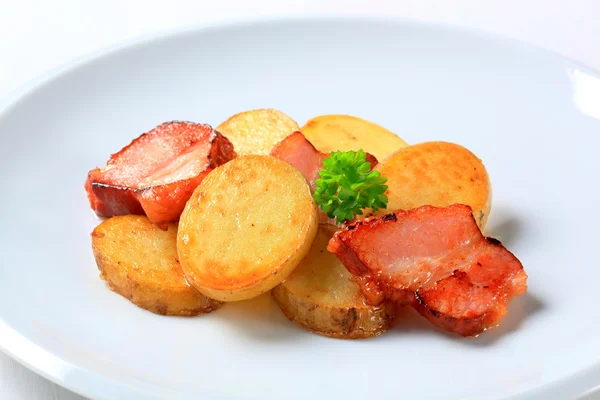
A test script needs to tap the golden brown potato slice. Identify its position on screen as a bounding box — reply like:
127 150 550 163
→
177 155 318 302
272 226 396 339
301 114 408 160
216 109 300 155
373 141 492 229
91 215 222 316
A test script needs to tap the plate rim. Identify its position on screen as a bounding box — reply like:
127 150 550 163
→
1 14 599 400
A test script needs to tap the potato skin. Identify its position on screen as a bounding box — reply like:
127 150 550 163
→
91 215 222 316
216 109 300 155
301 114 408 160
373 141 492 229
272 226 396 339
177 155 318 302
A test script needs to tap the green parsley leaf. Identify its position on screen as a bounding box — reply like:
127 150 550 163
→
313 150 388 223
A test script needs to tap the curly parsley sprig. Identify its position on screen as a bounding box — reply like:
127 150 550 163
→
313 150 388 223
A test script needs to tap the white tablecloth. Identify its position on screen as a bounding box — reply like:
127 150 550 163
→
1 1 599 399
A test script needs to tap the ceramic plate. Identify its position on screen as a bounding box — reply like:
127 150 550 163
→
1 17 599 400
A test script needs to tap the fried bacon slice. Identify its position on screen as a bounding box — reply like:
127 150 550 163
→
270 131 327 191
85 122 235 225
270 131 378 190
328 204 527 336
270 131 378 224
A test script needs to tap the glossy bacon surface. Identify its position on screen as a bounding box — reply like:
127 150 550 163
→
328 204 527 336
270 131 378 190
85 122 235 225
270 131 378 224
270 131 327 191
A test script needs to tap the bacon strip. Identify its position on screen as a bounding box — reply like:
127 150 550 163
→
270 131 327 191
271 131 378 189
328 204 527 336
270 131 378 224
85 122 235 225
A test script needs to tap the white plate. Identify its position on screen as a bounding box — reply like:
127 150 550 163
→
1 16 599 400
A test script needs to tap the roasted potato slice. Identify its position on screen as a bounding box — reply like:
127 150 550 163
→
301 114 408 160
216 109 300 155
91 215 222 316
177 155 318 302
272 226 396 339
373 141 491 229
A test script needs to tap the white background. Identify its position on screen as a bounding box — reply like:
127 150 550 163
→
0 1 599 399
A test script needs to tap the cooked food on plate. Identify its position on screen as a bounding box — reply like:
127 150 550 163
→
272 225 396 339
85 121 235 225
372 141 491 229
328 204 527 336
85 109 528 339
270 131 328 191
92 215 222 316
270 131 378 224
177 155 318 302
301 114 408 160
271 131 378 191
216 108 299 155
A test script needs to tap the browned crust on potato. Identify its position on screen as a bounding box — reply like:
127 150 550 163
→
216 109 300 156
300 114 408 161
177 155 318 302
373 141 491 229
272 285 396 339
91 215 222 316
271 225 396 339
